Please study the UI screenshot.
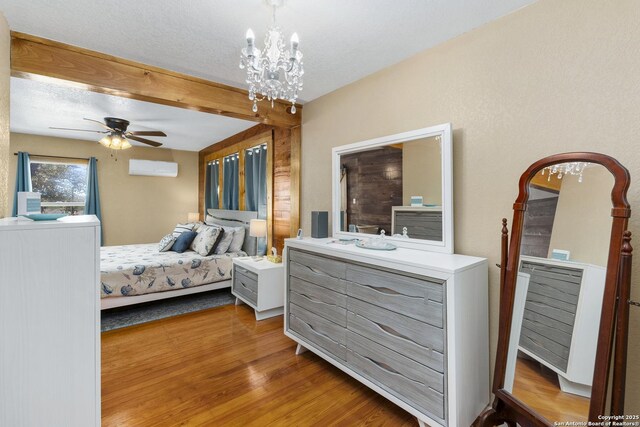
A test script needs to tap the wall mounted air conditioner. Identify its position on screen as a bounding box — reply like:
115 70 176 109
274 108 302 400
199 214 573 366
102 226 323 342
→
129 159 178 177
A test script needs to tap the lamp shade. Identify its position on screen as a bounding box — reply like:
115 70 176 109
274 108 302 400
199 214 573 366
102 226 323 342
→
187 212 200 222
249 219 267 238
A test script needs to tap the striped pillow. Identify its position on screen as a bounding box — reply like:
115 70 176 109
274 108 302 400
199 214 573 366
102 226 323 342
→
172 223 195 238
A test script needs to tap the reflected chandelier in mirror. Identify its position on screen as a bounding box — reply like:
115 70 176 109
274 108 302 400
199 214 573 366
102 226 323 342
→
478 152 633 426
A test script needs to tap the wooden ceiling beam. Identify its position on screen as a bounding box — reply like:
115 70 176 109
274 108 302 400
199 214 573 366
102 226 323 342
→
10 32 301 128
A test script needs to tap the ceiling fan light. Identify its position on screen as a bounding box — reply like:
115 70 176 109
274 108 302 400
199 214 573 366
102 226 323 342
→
121 139 132 150
99 136 112 147
110 136 122 149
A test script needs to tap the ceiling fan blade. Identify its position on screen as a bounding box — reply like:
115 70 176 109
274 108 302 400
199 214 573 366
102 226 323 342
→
127 135 163 147
83 118 112 130
49 127 107 134
127 131 167 137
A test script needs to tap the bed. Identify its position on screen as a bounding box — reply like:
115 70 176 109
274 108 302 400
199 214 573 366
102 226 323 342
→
100 209 258 310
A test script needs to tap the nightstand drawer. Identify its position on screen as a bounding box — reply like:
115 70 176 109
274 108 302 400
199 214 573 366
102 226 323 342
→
233 270 258 306
234 265 258 283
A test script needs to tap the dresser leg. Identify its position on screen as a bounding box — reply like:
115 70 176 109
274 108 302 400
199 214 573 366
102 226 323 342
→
295 343 308 355
234 297 244 306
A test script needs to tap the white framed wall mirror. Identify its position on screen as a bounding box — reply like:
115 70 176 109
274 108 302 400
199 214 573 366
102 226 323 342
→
331 123 453 253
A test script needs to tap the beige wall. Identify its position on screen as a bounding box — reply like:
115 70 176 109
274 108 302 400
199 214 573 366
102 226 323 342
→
402 136 442 206
548 165 613 266
301 0 640 411
9 133 199 246
0 13 9 218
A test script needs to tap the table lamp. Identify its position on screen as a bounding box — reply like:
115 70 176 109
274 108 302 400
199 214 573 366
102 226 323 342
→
249 219 267 259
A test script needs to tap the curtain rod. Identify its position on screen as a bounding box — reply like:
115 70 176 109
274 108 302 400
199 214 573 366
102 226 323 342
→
13 153 96 162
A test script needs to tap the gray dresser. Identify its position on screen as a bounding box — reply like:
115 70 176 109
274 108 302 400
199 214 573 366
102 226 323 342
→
392 206 443 241
516 255 606 397
284 238 489 427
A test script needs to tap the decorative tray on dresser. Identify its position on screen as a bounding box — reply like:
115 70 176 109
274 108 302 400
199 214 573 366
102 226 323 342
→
283 237 489 427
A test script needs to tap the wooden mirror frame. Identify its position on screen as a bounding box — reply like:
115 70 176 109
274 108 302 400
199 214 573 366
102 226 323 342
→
478 152 632 426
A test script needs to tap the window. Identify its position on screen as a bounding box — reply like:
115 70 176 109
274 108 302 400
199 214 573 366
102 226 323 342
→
30 160 88 215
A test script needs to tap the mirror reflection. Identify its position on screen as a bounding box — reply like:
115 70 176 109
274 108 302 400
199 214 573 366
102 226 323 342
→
338 135 442 241
504 163 613 422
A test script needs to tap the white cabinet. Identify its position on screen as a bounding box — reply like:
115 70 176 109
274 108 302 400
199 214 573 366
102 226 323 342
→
0 216 101 427
232 257 285 320
283 238 489 427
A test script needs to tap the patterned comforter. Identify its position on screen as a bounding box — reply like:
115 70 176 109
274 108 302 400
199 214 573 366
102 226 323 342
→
100 244 245 298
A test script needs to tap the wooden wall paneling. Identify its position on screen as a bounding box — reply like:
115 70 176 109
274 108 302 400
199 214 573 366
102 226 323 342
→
266 131 274 252
341 147 403 234
289 126 301 237
10 32 300 128
273 127 292 252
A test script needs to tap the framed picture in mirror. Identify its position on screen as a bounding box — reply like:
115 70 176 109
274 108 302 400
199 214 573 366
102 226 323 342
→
478 152 633 426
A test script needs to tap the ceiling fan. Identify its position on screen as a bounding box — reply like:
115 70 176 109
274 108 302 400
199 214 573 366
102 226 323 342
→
50 117 166 150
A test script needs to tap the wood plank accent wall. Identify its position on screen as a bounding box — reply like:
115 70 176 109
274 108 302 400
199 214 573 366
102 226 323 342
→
199 124 300 253
341 147 403 234
10 32 301 128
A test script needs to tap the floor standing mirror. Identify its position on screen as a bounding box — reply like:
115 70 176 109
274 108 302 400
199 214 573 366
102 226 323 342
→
479 152 633 426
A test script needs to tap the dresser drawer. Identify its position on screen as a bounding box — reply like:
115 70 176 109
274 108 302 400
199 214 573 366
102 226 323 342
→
347 331 445 422
290 277 347 327
234 265 258 283
521 318 572 348
347 297 444 373
524 300 575 327
346 265 444 327
233 269 258 306
289 249 348 294
394 212 443 241
520 327 569 372
289 303 346 361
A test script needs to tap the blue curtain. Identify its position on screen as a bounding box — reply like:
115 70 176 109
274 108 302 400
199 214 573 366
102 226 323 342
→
12 151 32 216
205 161 220 211
245 145 268 255
222 154 239 210
84 157 103 243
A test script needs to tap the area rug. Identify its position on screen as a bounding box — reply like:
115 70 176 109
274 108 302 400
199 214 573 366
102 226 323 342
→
101 289 235 332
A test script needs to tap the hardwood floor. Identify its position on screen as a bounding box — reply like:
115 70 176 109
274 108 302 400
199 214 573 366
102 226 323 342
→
102 304 416 426
512 356 590 423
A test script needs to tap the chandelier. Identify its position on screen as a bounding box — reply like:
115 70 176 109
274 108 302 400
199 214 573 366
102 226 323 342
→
239 0 303 114
541 162 590 183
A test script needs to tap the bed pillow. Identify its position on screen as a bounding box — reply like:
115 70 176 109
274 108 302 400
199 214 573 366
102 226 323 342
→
158 234 176 252
227 226 246 253
172 223 195 238
190 225 223 256
189 221 205 233
171 231 197 253
213 227 235 254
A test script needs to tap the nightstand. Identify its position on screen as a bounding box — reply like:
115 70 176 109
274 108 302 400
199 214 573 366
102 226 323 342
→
232 257 285 320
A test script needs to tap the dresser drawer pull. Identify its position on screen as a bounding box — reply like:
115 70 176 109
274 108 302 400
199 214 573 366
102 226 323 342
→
361 283 420 298
306 322 341 345
300 292 340 308
240 280 255 293
360 353 425 387
373 319 414 344
303 264 333 278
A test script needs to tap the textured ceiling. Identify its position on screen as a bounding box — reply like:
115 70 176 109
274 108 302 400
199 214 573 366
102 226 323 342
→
0 0 536 102
10 78 255 151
